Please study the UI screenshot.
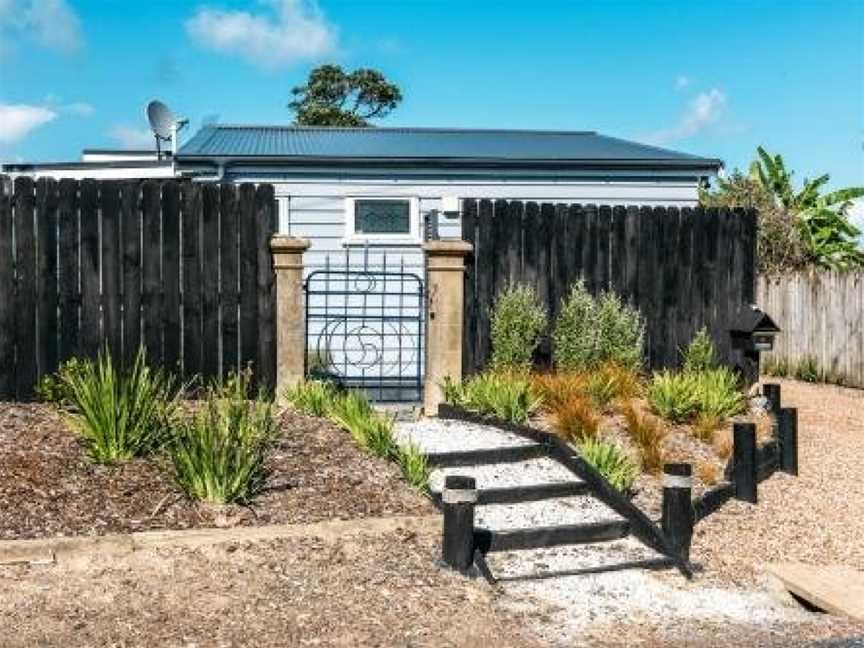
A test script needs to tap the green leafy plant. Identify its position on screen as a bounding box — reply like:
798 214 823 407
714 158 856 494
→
647 371 700 423
396 442 430 492
682 327 716 373
577 438 639 493
35 357 87 404
170 372 278 504
489 283 548 372
60 347 178 463
284 379 339 418
553 281 644 372
693 367 747 421
442 372 542 424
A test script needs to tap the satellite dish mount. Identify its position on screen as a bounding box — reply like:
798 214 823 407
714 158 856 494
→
146 100 188 160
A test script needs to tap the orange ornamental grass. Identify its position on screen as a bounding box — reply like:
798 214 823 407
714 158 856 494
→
530 372 587 412
531 363 643 413
621 401 667 475
548 395 600 443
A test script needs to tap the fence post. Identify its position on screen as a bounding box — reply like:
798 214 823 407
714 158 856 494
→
422 240 473 416
661 463 694 562
733 422 757 504
763 383 782 438
270 236 311 399
778 408 799 476
442 475 477 572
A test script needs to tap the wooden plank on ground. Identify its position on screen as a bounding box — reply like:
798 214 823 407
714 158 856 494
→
767 563 864 621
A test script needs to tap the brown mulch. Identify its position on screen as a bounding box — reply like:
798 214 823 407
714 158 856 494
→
691 378 864 587
0 403 433 541
0 530 543 648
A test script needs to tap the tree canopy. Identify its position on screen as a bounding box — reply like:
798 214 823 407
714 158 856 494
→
288 64 402 127
701 146 864 273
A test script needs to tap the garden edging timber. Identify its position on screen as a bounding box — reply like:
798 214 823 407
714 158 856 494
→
0 514 440 566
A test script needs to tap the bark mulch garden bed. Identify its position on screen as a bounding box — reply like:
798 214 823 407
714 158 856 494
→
0 402 433 541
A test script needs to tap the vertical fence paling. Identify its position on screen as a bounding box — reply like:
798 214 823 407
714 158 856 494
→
461 201 757 374
0 175 277 400
758 271 864 388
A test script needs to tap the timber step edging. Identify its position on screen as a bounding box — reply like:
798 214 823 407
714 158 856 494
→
431 481 590 507
474 519 631 553
425 444 547 468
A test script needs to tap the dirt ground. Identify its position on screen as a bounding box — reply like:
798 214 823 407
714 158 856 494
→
691 378 864 587
1 379 863 646
0 403 433 540
0 530 542 648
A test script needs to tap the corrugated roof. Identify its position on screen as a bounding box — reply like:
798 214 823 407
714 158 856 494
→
177 125 721 169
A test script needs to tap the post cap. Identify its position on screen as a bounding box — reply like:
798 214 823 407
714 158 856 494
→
422 239 473 257
270 235 311 253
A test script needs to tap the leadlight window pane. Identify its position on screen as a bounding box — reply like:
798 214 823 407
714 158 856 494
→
354 200 411 234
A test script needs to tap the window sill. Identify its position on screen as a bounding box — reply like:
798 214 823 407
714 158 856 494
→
341 237 422 248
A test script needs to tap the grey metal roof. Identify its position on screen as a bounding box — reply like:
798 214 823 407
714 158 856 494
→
177 125 721 170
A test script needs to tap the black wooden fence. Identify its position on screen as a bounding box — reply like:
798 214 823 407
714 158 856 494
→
0 175 277 400
461 200 757 374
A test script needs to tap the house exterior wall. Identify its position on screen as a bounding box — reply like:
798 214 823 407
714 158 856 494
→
226 175 702 277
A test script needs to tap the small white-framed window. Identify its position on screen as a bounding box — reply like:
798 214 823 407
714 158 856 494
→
344 197 420 243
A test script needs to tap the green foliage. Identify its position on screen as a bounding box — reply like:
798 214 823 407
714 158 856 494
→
442 373 542 424
694 367 747 421
489 283 548 372
284 379 339 418
289 64 402 126
762 355 845 385
682 327 716 373
553 281 644 372
648 367 746 425
396 442 430 492
59 347 178 463
702 147 864 273
35 357 87 404
577 438 639 493
647 371 701 423
170 372 278 504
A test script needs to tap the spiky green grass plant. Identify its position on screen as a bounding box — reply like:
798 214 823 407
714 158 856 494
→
442 372 542 424
60 347 178 463
284 379 340 418
170 373 278 504
396 442 430 492
577 438 639 493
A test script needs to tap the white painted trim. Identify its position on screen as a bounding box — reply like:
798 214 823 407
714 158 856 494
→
342 196 421 245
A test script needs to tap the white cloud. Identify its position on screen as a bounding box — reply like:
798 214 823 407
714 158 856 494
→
645 88 728 145
62 101 94 116
108 125 155 148
675 75 691 90
0 0 83 53
0 103 57 143
185 0 337 70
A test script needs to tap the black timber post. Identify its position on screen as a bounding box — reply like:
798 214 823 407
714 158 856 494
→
778 408 799 476
442 475 477 572
733 423 757 504
661 463 694 562
763 383 782 437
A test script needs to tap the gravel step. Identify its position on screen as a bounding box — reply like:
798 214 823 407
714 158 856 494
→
475 496 623 531
484 537 667 581
394 418 536 454
428 458 579 493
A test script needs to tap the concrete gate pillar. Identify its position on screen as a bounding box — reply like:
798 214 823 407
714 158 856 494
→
271 236 311 398
423 240 473 416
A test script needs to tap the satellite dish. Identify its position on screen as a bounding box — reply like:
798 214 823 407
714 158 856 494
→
147 100 176 140
145 99 189 159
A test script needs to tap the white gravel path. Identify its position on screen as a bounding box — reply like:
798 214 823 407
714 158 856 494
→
487 537 662 579
475 496 622 531
395 417 535 452
427 458 580 493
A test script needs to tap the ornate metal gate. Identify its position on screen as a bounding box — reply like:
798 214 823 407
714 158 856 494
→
304 251 425 402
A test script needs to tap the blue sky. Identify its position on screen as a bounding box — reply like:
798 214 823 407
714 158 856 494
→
0 0 862 189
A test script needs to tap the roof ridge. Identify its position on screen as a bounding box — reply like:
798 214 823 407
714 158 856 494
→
205 124 598 136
